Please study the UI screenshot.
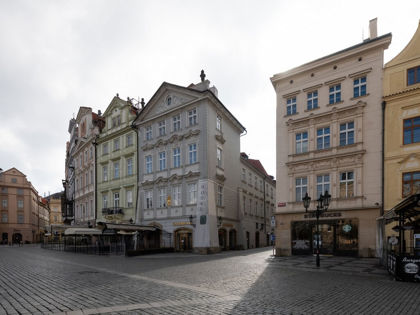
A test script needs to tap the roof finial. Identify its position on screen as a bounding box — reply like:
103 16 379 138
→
141 98 145 108
200 70 206 82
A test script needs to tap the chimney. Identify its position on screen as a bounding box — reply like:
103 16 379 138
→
98 110 102 116
369 18 377 39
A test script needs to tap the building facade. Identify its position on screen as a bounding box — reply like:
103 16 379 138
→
239 153 276 249
96 96 138 225
383 21 420 252
73 107 103 226
0 168 50 244
133 73 247 253
47 192 63 225
271 20 391 257
63 118 78 225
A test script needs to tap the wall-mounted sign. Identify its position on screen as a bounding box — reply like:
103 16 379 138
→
277 202 286 207
304 212 342 219
389 236 399 245
343 224 352 233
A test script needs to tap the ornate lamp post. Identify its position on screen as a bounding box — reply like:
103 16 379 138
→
302 190 331 267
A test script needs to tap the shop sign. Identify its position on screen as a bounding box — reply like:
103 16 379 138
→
343 224 352 233
173 222 191 226
278 202 286 207
304 212 342 219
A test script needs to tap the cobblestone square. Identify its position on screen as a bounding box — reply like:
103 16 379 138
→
1 245 419 314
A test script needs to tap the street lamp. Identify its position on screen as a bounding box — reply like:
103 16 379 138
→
302 190 331 267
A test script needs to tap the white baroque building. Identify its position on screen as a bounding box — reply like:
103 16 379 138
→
134 72 274 253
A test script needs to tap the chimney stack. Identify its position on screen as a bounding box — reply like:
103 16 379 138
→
369 18 377 39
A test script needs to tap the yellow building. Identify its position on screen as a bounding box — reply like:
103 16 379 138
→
383 21 420 255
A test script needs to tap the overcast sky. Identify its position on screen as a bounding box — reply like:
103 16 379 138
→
0 0 419 196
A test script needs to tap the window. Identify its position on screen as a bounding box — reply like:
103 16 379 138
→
403 117 420 145
127 158 133 176
189 144 197 164
173 185 181 206
90 170 93 184
1 187 7 193
402 171 420 197
217 185 223 207
217 147 222 168
307 91 318 110
85 173 88 186
127 190 133 207
159 152 166 171
339 122 354 146
295 177 307 201
2 200 7 208
248 172 252 185
340 171 354 198
126 133 133 147
103 165 108 181
114 161 120 179
90 147 93 159
286 97 296 116
242 168 246 181
296 132 308 154
146 126 152 140
102 194 108 208
173 147 181 168
17 188 23 195
11 178 17 183
1 213 7 223
173 115 181 132
158 188 166 208
216 115 221 131
353 76 367 98
407 66 420 85
145 190 153 209
145 155 153 174
188 108 197 126
254 176 258 188
316 175 330 199
114 138 120 151
329 84 341 104
243 196 246 213
317 127 330 150
17 200 23 209
17 214 24 224
103 143 109 155
158 120 166 136
113 192 120 207
112 115 121 128
187 183 197 204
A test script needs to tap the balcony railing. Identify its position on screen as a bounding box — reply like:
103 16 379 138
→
102 207 124 215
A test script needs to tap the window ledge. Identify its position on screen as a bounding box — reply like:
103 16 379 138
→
326 100 344 107
350 93 369 101
304 106 320 113
284 112 299 118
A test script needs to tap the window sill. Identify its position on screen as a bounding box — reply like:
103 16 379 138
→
284 112 299 118
304 106 320 113
326 100 344 107
350 93 369 101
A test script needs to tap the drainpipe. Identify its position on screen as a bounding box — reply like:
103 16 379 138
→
263 177 266 241
94 137 98 226
131 123 140 224
381 100 386 216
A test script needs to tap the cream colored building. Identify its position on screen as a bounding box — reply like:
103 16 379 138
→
383 21 420 252
0 168 49 243
271 20 391 257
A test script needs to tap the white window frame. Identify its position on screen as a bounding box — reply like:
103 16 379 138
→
339 121 355 146
187 183 197 204
158 187 166 208
146 126 152 140
216 115 221 131
353 76 367 98
188 108 197 126
159 151 166 171
340 171 354 198
113 192 120 208
317 127 330 150
295 177 307 202
217 147 222 168
189 143 197 164
173 114 181 132
329 84 341 104
127 158 133 176
316 174 330 199
173 185 181 206
145 190 153 209
286 97 296 115
173 147 181 168
102 194 108 209
158 120 166 136
114 138 120 151
17 200 24 209
217 185 223 207
296 132 308 154
127 190 133 207
145 155 153 174
126 133 133 147
114 161 120 179
307 91 318 110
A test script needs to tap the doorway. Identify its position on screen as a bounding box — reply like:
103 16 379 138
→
175 229 192 251
218 229 227 250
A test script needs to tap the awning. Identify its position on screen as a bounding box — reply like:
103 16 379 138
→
64 228 103 235
384 194 420 224
100 223 156 232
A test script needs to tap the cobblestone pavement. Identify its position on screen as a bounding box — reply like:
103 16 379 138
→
1 245 419 314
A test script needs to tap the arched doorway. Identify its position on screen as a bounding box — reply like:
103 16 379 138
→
229 229 237 250
218 229 227 250
174 228 192 251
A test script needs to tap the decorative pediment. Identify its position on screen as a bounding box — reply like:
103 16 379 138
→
399 153 420 171
168 174 181 182
141 129 201 151
184 171 200 178
155 176 168 185
216 174 226 182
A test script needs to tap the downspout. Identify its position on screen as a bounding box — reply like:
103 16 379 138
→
263 177 266 242
131 122 140 224
381 100 386 216
94 137 98 226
